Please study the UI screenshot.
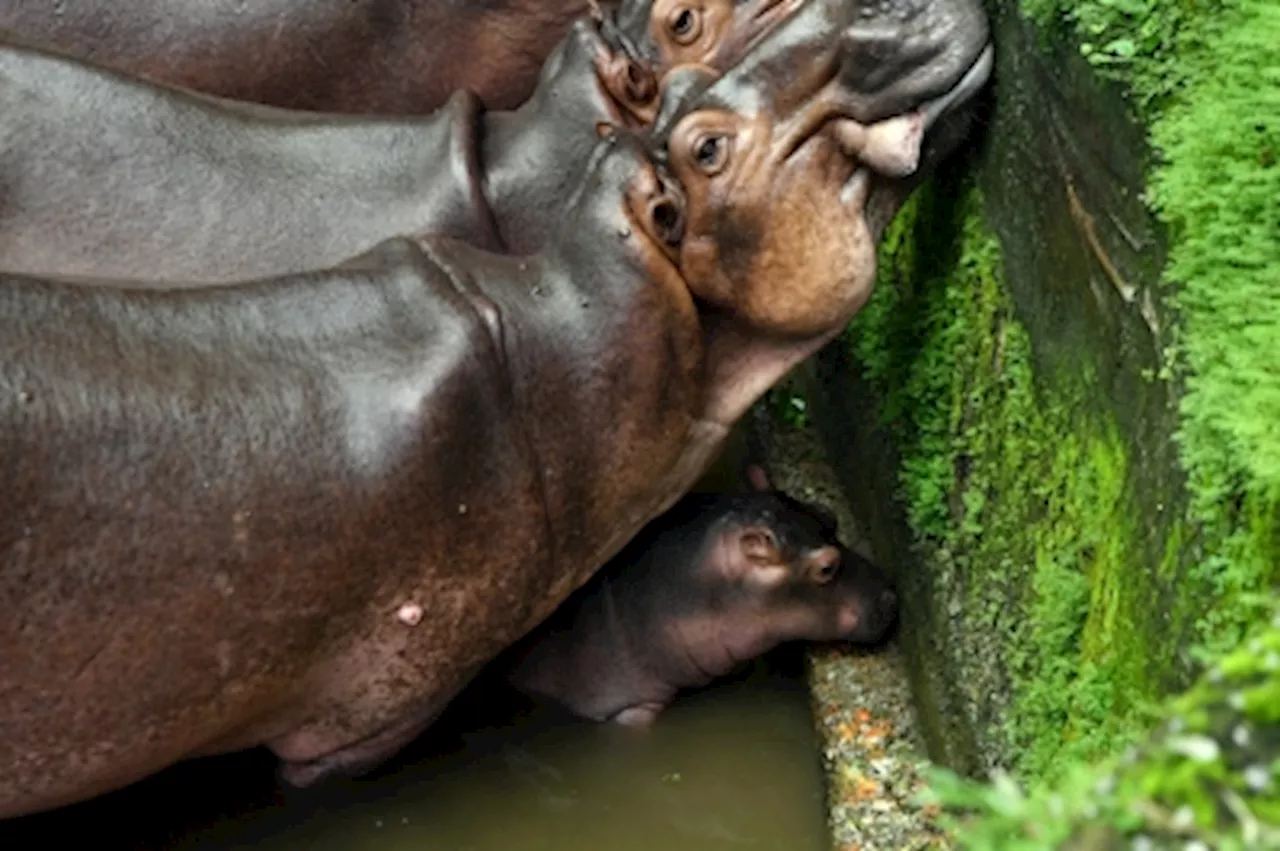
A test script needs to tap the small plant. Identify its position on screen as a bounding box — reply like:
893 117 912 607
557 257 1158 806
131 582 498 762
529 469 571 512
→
922 600 1280 850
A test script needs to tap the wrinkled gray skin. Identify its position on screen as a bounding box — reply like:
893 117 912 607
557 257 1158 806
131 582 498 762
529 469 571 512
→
504 469 899 726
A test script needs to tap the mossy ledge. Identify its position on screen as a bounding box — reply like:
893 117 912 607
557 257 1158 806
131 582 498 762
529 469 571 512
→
926 600 1280 850
793 0 1278 834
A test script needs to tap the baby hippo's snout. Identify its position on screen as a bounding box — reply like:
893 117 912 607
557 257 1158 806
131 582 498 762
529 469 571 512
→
831 548 900 644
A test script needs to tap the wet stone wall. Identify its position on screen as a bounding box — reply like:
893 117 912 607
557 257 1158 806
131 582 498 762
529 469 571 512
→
786 0 1279 793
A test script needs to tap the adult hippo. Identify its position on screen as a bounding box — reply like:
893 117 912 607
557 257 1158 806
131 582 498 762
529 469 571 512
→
0 0 989 281
0 17 655 281
0 0 795 114
0 23 991 817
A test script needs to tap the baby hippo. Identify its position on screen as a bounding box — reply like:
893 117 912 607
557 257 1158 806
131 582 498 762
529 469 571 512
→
504 467 899 726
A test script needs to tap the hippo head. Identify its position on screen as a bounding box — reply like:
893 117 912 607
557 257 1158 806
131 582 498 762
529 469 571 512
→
602 0 990 115
699 466 900 647
601 0 807 74
544 87 906 341
636 0 992 337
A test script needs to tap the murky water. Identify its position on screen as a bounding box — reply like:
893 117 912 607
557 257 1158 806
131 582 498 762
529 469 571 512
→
3 651 831 851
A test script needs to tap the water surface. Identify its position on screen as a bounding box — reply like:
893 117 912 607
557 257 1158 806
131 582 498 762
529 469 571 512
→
4 652 831 851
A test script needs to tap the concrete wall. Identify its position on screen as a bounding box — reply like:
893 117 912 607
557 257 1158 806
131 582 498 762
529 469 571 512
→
787 0 1277 811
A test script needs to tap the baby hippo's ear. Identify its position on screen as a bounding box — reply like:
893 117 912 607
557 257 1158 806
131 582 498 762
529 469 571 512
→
801 546 841 585
746 464 773 493
738 526 789 590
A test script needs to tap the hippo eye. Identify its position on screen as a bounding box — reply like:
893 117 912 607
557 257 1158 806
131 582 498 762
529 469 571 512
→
807 546 841 585
691 133 729 175
668 7 702 44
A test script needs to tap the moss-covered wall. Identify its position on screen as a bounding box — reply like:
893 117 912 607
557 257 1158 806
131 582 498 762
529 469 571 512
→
796 0 1279 812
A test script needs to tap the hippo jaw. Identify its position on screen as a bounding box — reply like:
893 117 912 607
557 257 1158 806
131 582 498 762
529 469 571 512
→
863 42 994 238
678 42 992 428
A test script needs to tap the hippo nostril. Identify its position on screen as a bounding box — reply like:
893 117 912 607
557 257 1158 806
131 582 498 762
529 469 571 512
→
624 62 656 103
649 198 685 246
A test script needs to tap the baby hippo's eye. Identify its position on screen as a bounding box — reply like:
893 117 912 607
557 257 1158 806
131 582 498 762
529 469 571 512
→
692 133 729 175
669 7 701 43
806 546 841 585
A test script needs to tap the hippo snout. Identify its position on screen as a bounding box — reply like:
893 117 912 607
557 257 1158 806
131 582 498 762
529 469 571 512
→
838 0 991 124
839 583 900 644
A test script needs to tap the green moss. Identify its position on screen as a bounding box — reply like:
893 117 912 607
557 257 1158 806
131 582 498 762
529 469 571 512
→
845 178 1168 783
829 0 1277 807
1144 0 1280 657
1022 0 1280 664
1018 0 1225 117
764 383 810 430
923 600 1280 850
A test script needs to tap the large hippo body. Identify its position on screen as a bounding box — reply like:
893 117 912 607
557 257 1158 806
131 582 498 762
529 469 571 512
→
0 0 807 282
0 138 711 819
0 0 594 114
0 0 994 821
0 22 598 282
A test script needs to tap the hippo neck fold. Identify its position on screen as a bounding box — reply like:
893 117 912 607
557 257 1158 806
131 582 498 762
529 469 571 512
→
695 310 852 429
417 223 709 621
480 23 641 255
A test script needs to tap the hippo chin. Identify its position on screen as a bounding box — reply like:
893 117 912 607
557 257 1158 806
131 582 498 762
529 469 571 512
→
503 466 899 726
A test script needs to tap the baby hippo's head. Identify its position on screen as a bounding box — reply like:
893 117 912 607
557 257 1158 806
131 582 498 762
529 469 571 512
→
707 479 898 650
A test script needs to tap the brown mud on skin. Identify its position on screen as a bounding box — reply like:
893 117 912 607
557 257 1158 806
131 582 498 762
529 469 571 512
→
743 398 951 850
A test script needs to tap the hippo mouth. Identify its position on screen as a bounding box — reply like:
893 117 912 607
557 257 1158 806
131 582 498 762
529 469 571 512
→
918 43 994 133
832 41 993 179
773 39 991 184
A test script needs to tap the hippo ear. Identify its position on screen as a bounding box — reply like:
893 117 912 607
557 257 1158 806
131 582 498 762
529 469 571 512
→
746 464 773 493
728 527 789 590
739 527 779 563
596 121 619 139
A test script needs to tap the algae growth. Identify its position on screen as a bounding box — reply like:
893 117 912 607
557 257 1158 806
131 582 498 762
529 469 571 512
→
845 176 1166 781
926 600 1280 850
826 0 1277 788
1021 0 1280 664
